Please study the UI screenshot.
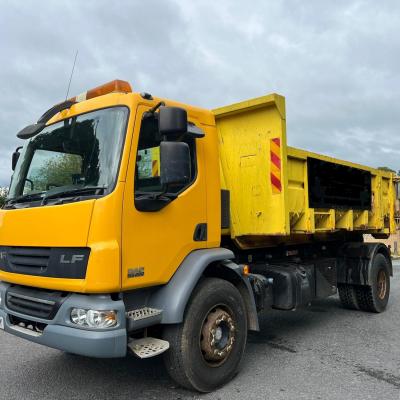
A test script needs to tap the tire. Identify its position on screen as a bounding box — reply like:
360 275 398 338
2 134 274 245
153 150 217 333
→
355 254 390 313
163 278 248 392
338 284 359 310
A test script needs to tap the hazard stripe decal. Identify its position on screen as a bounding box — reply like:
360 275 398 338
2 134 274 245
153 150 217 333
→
270 172 282 192
270 152 281 169
270 138 282 194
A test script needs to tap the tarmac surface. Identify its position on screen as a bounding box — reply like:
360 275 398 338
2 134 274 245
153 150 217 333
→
0 262 399 400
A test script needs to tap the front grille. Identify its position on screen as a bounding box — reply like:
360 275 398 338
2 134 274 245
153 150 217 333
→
7 247 51 275
6 286 68 320
0 246 90 279
7 292 55 319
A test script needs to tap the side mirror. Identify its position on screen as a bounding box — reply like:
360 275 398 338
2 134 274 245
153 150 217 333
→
12 146 23 171
159 107 187 137
160 141 191 186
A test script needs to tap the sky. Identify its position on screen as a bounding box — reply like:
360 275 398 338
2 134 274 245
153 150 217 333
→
0 0 399 186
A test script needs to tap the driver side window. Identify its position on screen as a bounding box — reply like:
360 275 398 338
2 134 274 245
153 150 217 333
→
134 113 197 195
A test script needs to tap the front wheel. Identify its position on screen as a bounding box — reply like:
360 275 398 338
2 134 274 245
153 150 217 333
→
163 278 248 392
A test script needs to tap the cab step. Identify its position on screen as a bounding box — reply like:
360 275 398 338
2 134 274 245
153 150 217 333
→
128 337 170 359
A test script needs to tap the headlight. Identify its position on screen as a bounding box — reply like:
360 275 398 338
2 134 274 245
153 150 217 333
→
70 308 117 328
70 308 87 325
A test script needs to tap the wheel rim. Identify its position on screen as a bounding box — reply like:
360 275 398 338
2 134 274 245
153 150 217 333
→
377 269 387 300
200 306 236 367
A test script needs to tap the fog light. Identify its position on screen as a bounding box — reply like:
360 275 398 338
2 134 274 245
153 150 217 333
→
70 308 117 328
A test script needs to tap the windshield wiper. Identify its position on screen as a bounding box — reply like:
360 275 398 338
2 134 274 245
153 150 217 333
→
41 186 106 205
5 192 46 207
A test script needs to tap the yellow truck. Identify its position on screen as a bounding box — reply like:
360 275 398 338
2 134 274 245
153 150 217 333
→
0 80 395 392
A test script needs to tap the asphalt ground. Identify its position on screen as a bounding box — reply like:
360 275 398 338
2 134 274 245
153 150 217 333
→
0 263 399 400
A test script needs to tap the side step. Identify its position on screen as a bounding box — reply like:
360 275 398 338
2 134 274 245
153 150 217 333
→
128 337 170 359
126 307 163 331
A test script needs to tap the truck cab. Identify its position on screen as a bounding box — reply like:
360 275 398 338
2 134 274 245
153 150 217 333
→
0 81 221 291
0 80 225 352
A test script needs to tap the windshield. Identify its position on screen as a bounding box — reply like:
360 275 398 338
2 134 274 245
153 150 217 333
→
8 106 128 202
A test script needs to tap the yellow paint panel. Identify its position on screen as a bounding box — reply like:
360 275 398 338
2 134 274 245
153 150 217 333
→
286 147 394 235
0 200 94 247
214 94 289 245
120 104 211 290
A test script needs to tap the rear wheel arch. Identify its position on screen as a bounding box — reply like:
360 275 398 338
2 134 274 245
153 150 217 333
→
338 242 393 285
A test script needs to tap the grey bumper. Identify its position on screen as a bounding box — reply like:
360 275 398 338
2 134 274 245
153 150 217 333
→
0 282 127 358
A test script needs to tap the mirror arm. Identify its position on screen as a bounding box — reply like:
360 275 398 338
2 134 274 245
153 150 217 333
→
144 101 166 117
186 123 205 138
37 100 77 124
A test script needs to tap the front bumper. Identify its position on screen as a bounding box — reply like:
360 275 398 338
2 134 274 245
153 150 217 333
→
0 282 127 358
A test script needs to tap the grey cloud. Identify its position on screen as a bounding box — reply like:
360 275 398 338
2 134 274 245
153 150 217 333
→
0 0 399 185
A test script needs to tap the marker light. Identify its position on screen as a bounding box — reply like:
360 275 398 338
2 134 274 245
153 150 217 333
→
71 308 117 329
69 79 132 103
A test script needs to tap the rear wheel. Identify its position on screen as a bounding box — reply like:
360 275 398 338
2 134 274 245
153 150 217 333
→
163 278 247 392
338 284 359 310
355 254 390 313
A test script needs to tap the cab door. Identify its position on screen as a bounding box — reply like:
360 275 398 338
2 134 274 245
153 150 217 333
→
121 105 207 290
